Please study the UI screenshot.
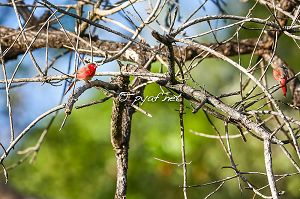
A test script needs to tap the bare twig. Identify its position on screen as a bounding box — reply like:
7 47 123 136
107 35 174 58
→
264 138 280 199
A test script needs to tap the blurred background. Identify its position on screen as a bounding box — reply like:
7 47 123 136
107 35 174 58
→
0 0 300 198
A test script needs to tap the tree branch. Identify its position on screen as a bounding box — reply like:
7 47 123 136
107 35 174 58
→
264 138 280 199
165 83 284 144
110 75 135 199
0 25 264 63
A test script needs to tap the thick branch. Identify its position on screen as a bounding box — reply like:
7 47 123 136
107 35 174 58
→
0 26 263 62
110 75 134 199
152 31 176 83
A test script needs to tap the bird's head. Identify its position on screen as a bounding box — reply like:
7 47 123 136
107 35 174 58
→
88 63 97 71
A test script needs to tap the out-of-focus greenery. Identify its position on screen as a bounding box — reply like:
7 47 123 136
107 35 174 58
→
4 59 300 199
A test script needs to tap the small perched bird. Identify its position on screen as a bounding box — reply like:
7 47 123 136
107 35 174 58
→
64 63 97 95
273 63 289 97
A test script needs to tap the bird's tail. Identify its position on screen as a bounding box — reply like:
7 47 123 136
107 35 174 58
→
280 78 287 97
64 81 75 95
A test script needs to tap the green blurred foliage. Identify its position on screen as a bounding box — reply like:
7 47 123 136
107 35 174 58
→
5 60 299 199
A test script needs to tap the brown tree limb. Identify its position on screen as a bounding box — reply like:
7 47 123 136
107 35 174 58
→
152 31 177 83
110 75 135 199
0 25 264 63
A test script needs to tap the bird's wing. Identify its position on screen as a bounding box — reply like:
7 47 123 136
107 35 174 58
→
76 67 91 79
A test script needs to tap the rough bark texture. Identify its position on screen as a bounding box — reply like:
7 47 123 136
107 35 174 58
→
110 75 134 199
0 26 261 62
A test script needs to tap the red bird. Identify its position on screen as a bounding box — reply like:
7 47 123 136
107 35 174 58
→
273 64 289 97
64 63 97 95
